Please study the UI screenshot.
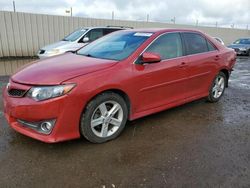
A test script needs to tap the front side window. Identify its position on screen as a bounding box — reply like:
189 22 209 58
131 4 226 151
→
77 31 152 61
85 29 104 42
145 33 183 60
183 33 209 55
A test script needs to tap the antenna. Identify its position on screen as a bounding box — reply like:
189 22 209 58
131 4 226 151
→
13 1 16 12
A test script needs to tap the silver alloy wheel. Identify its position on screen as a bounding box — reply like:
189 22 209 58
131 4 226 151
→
212 75 225 99
91 100 124 138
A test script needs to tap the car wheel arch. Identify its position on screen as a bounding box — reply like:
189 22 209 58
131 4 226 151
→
82 88 132 120
219 69 230 87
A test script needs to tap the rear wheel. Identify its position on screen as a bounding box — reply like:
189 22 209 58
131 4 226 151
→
80 92 128 143
207 72 226 103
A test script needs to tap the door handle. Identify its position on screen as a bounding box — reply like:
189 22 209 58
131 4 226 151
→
179 62 187 68
214 55 220 61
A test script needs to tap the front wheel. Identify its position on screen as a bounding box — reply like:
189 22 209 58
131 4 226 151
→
207 72 226 103
80 92 128 143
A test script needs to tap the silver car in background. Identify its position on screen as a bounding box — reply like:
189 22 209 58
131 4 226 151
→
37 26 125 58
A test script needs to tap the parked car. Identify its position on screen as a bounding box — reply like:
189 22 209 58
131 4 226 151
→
37 26 126 58
3 29 236 143
213 37 225 45
228 38 250 56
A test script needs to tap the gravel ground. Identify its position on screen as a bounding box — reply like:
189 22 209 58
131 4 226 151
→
0 57 249 188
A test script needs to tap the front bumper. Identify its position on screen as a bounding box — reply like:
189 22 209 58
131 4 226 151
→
233 48 249 55
2 82 84 143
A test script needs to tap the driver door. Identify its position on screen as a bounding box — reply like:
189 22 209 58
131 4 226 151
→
133 32 188 112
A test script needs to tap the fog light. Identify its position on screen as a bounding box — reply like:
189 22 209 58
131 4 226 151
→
39 120 56 134
41 122 53 132
17 119 56 135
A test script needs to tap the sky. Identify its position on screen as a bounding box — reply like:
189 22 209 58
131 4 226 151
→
0 0 249 29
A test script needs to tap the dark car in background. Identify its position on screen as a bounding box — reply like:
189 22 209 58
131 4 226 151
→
228 38 250 56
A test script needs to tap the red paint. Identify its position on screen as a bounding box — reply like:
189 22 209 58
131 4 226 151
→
3 29 236 143
141 52 161 63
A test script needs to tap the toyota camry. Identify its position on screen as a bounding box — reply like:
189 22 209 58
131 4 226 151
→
3 29 236 143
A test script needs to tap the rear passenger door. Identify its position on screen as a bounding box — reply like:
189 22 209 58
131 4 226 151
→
181 32 219 99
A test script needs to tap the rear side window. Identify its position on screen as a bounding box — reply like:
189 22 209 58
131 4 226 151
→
103 29 121 35
183 33 209 55
145 33 183 60
207 41 217 51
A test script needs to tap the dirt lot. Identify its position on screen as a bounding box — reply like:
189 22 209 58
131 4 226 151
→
0 57 250 187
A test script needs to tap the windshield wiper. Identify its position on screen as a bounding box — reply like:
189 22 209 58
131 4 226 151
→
79 53 97 58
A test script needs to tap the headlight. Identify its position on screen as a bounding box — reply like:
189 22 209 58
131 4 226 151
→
27 84 76 101
6 82 10 90
47 49 63 55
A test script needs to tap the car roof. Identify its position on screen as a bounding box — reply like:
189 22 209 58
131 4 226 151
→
76 27 203 33
237 38 250 40
116 28 204 34
77 26 127 30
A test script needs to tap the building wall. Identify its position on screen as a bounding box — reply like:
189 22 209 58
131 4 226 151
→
0 11 250 57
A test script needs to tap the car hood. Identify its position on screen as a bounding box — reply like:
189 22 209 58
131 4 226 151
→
11 53 118 85
41 41 85 51
228 44 250 49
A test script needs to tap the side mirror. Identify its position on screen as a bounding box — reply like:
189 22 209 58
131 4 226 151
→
141 52 161 64
83 37 90 43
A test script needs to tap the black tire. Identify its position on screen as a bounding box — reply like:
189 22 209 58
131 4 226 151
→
80 92 128 143
207 72 226 103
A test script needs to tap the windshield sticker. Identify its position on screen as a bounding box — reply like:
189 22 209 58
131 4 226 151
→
134 32 153 37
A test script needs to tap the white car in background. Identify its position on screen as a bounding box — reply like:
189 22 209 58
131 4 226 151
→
37 26 126 58
214 37 225 45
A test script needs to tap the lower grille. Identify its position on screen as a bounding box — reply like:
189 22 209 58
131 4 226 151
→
8 89 27 97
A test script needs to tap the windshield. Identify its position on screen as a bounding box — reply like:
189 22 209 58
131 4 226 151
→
63 29 87 42
233 38 250 45
77 31 153 61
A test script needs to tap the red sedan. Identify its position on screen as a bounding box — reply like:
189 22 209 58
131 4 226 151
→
3 29 236 143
